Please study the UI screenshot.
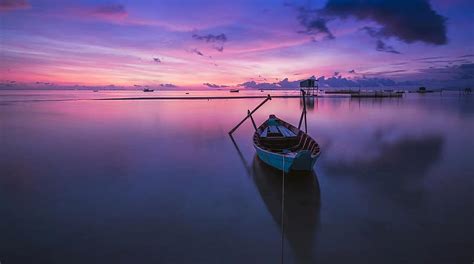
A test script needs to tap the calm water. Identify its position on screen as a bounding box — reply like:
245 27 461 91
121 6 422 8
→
1 90 473 264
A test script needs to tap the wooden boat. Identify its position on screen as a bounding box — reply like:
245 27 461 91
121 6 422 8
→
143 88 154 92
253 115 320 172
229 89 239 93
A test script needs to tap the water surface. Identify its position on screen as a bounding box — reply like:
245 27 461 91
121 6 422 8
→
1 90 473 264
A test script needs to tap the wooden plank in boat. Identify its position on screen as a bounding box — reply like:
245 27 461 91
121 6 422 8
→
278 126 296 137
268 126 280 134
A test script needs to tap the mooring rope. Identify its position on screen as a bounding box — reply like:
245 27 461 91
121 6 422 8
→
280 156 285 264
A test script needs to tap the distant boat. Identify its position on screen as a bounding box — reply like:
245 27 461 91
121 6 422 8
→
410 86 435 93
143 88 154 92
230 89 240 93
93 89 99 92
253 115 320 172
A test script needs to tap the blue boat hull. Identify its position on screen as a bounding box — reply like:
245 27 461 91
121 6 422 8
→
255 146 319 173
252 115 320 173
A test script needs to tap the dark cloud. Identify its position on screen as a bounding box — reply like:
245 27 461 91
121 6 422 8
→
437 63 474 80
376 40 401 54
192 33 227 43
459 54 474 58
191 48 204 56
348 69 356 73
278 78 302 88
392 63 474 87
0 0 30 11
361 26 382 38
294 0 447 50
361 27 401 53
322 0 447 45
203 83 228 88
192 33 227 52
160 83 177 88
334 71 340 76
297 8 334 40
95 4 127 15
238 80 277 89
153 57 161 63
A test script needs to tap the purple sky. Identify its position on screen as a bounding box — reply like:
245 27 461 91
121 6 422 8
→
1 0 473 89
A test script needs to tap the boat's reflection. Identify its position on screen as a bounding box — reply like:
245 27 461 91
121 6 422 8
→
251 156 320 263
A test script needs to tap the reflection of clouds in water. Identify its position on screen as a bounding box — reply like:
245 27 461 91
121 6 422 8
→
310 99 455 164
322 128 442 163
325 135 443 178
323 134 444 204
251 157 320 264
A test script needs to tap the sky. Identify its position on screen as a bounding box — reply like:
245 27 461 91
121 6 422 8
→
1 0 473 89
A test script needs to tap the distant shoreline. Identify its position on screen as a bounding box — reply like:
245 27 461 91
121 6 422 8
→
97 95 309 101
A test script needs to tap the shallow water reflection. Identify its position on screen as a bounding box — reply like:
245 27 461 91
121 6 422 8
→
325 134 444 203
0 91 472 264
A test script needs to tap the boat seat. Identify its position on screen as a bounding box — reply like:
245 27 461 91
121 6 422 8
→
268 125 280 135
261 125 296 138
278 126 296 137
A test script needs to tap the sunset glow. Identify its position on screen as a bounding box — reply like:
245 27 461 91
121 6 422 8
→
1 0 473 89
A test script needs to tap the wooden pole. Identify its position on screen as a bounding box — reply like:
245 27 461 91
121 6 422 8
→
303 90 307 133
248 110 257 131
298 110 305 130
229 95 271 135
298 89 307 133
